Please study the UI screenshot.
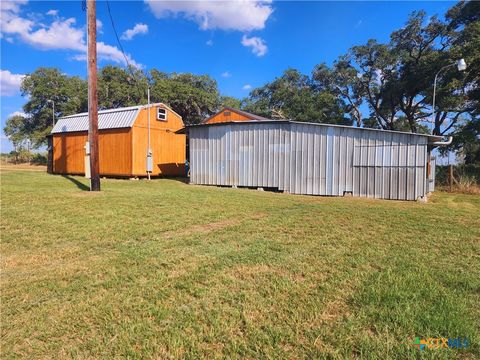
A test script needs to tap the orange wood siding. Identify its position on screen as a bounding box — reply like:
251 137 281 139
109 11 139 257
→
99 129 132 175
131 105 186 176
204 109 253 124
52 129 132 176
53 132 87 174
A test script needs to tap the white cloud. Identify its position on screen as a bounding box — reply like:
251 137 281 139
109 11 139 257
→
46 9 58 16
241 35 267 56
1 69 25 96
0 5 33 37
97 42 141 68
1 1 28 14
1 2 84 51
8 110 27 118
71 43 141 69
242 84 252 90
221 71 231 78
206 39 213 46
21 18 85 51
121 23 148 40
0 2 142 68
146 0 273 31
88 45 141 69
97 19 103 33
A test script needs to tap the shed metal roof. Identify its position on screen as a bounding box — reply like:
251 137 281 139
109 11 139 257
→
51 103 180 134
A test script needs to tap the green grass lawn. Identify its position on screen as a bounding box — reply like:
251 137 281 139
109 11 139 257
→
1 169 479 359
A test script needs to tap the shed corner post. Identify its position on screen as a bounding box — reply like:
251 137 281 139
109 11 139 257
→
130 120 136 178
47 135 54 174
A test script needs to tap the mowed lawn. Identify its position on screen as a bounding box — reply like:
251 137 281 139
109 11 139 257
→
1 169 479 359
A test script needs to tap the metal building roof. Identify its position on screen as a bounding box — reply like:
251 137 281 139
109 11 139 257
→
188 119 444 143
51 103 181 134
51 105 141 134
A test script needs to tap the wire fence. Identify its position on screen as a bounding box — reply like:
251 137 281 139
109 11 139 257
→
435 164 480 194
436 164 480 186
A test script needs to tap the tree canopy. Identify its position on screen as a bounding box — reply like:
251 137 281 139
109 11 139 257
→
98 65 148 109
149 70 220 125
4 1 479 163
15 67 88 148
243 68 350 125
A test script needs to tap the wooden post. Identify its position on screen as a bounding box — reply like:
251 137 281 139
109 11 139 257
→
87 0 100 191
448 164 454 192
47 136 53 174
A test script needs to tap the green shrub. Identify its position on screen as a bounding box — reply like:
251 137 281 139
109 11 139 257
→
3 150 47 165
31 152 47 165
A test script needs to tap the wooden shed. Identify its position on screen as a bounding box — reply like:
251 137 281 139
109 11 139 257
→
51 103 186 177
202 107 269 124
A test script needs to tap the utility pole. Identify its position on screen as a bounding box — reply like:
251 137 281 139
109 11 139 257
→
147 88 152 180
87 0 100 191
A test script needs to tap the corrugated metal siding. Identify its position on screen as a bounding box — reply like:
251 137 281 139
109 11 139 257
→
190 122 430 201
428 156 436 192
51 107 140 134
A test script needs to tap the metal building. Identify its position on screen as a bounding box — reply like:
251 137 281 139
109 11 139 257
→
188 120 446 201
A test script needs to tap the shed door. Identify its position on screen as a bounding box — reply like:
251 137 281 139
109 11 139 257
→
428 156 436 192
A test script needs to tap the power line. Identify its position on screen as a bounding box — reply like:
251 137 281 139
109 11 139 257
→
105 0 132 69
104 0 145 100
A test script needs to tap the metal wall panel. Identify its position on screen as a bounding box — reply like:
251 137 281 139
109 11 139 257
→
428 156 436 193
189 122 430 201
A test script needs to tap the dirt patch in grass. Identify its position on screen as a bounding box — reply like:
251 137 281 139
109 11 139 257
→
163 213 266 239
249 212 266 220
1 247 116 282
0 164 46 171
163 219 240 239
319 297 351 324
69 191 106 197
226 264 306 283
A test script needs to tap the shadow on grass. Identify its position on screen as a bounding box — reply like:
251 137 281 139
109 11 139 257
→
165 177 189 184
144 176 189 184
62 175 89 191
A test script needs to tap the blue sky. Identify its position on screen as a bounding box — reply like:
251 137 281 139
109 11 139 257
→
1 0 455 152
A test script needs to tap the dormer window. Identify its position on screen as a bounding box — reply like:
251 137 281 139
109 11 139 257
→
157 108 167 121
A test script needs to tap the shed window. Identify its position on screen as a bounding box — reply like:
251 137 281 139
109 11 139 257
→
223 111 231 117
157 108 167 121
